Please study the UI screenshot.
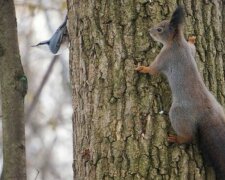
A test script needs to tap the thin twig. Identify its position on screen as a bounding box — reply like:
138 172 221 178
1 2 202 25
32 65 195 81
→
34 169 39 180
0 166 3 180
26 55 59 120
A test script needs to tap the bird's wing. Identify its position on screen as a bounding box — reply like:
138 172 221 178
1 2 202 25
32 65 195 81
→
48 26 67 54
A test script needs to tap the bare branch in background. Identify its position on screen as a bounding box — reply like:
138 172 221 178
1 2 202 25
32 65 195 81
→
25 55 59 120
34 169 39 180
40 137 59 180
0 168 3 180
15 2 61 11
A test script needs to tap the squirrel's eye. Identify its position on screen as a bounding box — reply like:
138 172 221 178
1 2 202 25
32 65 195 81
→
157 28 163 32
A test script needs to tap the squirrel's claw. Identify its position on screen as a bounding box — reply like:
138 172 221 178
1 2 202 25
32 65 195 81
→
168 134 192 144
135 66 144 71
168 134 178 143
188 35 196 44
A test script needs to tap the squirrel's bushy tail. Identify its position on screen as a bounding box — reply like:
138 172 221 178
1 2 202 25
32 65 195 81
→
198 113 225 179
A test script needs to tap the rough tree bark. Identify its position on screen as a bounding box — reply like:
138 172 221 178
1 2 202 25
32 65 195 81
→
68 0 225 179
0 0 27 179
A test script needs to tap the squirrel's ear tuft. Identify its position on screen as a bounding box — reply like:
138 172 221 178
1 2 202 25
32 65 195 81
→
169 6 185 29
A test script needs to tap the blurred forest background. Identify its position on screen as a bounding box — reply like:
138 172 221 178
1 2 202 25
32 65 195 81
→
0 0 72 180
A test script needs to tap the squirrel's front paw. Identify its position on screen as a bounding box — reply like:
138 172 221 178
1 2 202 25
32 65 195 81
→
135 66 150 74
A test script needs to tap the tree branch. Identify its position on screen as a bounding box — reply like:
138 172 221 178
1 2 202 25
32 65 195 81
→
25 55 59 120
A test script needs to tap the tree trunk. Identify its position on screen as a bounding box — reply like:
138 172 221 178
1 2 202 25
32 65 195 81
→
0 0 27 179
68 0 225 179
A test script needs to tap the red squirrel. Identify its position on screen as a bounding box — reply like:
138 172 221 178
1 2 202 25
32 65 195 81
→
136 6 225 179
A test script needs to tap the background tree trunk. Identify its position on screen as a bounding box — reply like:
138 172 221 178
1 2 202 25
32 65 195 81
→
0 0 27 179
68 0 225 179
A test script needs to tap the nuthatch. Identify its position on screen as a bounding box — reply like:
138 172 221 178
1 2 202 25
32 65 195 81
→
32 15 68 54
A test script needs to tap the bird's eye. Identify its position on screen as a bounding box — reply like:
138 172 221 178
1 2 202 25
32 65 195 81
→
157 28 163 32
